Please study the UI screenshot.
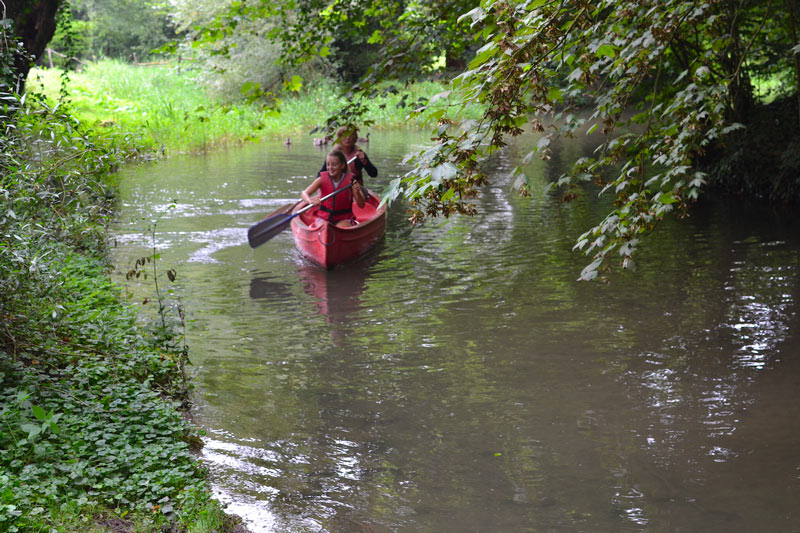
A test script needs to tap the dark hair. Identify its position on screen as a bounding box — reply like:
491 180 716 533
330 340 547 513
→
327 149 348 167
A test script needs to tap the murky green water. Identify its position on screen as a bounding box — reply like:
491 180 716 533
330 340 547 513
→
112 130 800 532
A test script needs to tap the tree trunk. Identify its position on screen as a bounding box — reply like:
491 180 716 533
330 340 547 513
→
2 0 63 93
720 0 754 122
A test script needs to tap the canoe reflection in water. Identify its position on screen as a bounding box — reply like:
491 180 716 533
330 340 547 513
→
296 257 375 325
300 258 378 346
248 255 377 346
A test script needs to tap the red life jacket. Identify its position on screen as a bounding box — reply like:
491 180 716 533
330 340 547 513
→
317 171 356 223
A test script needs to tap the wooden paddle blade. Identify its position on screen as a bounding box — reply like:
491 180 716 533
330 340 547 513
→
247 213 294 248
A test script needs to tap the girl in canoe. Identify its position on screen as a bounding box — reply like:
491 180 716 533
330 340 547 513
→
318 125 378 185
302 149 366 228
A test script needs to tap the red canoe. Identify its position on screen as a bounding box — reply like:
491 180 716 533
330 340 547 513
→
290 190 386 269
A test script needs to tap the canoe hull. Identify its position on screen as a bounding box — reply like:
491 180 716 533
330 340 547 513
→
291 191 386 269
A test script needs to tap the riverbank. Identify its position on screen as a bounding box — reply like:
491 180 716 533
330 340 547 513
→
27 59 473 155
0 93 243 531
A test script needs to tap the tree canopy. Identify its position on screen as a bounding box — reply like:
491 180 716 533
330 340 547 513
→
184 0 800 278
43 0 176 62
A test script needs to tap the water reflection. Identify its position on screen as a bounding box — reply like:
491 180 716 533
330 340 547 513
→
249 275 294 301
296 258 375 325
110 132 800 533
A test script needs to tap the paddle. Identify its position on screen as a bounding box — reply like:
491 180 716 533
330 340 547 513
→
248 183 355 248
248 155 359 248
262 200 299 220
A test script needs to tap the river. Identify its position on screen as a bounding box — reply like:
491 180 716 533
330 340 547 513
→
111 129 800 532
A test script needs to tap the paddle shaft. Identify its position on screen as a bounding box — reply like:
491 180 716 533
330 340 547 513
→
247 154 362 248
263 154 360 217
248 176 362 248
296 182 354 217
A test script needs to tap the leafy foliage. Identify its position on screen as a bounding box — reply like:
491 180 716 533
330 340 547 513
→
378 0 799 278
183 0 800 278
173 0 477 119
54 0 177 61
0 19 32 94
167 0 334 104
28 62 474 152
167 0 287 102
0 94 134 348
0 79 233 532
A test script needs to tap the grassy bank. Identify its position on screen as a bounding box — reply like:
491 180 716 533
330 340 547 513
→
0 94 238 530
28 59 473 154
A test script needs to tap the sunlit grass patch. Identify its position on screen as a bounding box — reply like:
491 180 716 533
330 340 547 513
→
28 60 482 154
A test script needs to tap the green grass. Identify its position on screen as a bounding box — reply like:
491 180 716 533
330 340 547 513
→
27 59 481 155
28 60 267 153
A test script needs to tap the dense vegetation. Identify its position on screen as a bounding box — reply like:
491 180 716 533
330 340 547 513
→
27 61 472 154
0 91 242 530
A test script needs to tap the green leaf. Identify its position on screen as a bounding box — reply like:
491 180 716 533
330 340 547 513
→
379 178 403 208
20 423 41 438
468 42 498 69
579 258 603 281
567 67 583 82
595 44 615 58
657 191 677 205
284 75 303 92
32 405 46 421
547 86 563 102
430 163 459 186
458 6 487 25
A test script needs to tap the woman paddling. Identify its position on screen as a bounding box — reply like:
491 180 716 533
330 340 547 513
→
302 149 366 228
